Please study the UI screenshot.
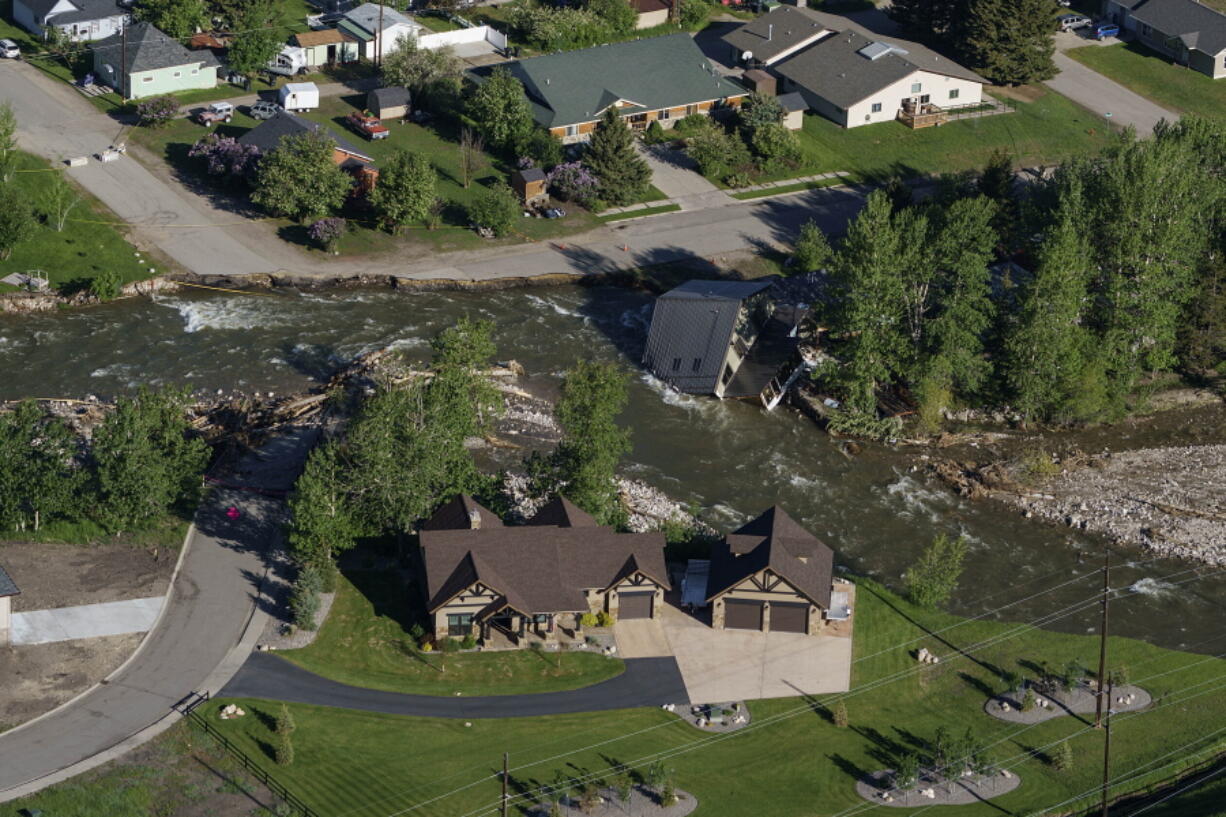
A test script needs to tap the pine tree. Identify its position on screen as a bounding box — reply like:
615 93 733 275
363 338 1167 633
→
585 109 651 207
370 149 437 233
1052 740 1073 771
274 732 294 765
963 0 1056 85
792 220 832 273
275 703 297 736
1005 177 1095 421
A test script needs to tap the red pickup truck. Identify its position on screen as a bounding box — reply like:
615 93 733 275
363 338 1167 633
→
346 111 390 141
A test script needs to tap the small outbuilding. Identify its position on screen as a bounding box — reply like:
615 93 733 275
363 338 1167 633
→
279 81 320 112
366 86 412 120
630 0 671 29
0 564 20 647
741 68 776 96
777 91 807 129
511 167 548 205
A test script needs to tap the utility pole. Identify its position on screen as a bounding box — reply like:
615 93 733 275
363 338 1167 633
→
1095 548 1111 728
376 2 384 68
501 752 509 817
121 23 128 99
1101 682 1113 817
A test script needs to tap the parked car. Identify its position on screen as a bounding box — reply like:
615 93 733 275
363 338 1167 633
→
0 39 19 59
409 109 433 125
1058 13 1092 30
543 207 566 219
249 99 281 120
346 111 390 140
195 102 234 126
1092 22 1120 38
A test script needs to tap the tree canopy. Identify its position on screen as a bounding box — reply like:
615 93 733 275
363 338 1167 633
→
133 0 207 38
467 67 534 154
585 109 652 207
252 130 353 222
370 149 437 233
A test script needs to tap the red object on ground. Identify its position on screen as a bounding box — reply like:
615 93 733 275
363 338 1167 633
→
226 506 240 520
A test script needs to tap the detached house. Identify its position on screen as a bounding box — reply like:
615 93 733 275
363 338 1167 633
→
92 22 218 99
475 33 748 143
706 506 840 635
12 0 128 42
1105 0 1226 78
419 495 670 646
239 110 378 191
338 2 423 61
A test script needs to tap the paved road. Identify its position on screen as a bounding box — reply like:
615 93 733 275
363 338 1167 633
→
220 652 691 717
1047 31 1178 135
0 427 318 803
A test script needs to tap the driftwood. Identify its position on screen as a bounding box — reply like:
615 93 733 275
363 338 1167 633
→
1127 496 1226 524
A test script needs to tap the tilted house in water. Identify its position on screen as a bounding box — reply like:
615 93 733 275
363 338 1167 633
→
418 495 670 647
642 279 805 404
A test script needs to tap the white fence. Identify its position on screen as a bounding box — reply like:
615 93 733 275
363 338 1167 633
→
416 25 507 53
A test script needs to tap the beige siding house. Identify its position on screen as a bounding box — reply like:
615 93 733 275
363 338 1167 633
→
1105 0 1226 79
419 496 669 647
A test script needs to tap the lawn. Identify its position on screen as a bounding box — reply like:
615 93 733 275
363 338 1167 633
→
599 203 682 222
277 570 626 696
0 151 167 293
727 87 1114 186
205 579 1226 817
1066 42 1225 121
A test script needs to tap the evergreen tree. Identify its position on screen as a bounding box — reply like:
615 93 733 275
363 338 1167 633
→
0 401 82 531
822 191 911 417
252 130 353 222
275 702 297 736
585 109 651 207
1052 740 1073 771
1004 177 1096 421
90 387 209 529
467 67 533 153
550 360 631 525
963 0 1056 85
888 0 968 47
977 149 1018 245
370 149 437 233
737 92 784 135
0 187 36 261
286 441 357 576
792 219 832 273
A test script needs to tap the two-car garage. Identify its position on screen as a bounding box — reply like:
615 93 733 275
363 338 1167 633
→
723 599 809 634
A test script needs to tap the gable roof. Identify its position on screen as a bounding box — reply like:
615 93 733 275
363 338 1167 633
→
368 85 411 108
776 91 807 112
660 278 773 302
1130 0 1226 54
421 494 505 531
630 0 670 13
343 2 418 33
292 28 354 47
237 110 373 163
420 500 669 614
707 506 834 609
32 0 127 25
775 27 985 110
722 5 842 64
92 22 219 73
474 34 747 129
0 564 19 598
526 496 598 528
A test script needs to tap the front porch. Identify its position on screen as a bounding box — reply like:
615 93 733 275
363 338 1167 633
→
897 99 948 129
477 611 586 651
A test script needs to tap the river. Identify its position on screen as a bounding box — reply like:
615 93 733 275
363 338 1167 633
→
3 285 1224 653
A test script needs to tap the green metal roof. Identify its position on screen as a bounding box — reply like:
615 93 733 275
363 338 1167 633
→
337 19 373 42
477 33 747 129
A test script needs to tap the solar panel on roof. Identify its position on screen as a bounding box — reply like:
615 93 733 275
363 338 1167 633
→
858 40 908 60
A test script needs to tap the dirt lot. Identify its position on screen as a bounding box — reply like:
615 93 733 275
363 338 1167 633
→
0 542 179 730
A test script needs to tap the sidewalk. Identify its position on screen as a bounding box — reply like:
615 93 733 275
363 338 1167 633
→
12 597 164 646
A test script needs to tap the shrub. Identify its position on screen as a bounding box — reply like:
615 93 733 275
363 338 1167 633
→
289 565 323 630
546 161 599 205
521 128 563 169
421 641 434 652
274 733 294 765
580 612 598 628
89 268 123 301
832 700 848 728
1019 448 1061 483
135 94 179 128
723 171 751 188
1109 665 1130 687
275 702 296 736
750 122 801 167
904 533 969 610
468 182 520 237
596 610 615 627
1052 740 1073 771
460 633 477 649
1021 685 1036 712
309 217 346 253
678 0 708 27
643 119 667 145
672 113 715 140
188 133 260 180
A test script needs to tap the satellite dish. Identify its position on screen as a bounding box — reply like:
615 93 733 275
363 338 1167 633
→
742 50 753 61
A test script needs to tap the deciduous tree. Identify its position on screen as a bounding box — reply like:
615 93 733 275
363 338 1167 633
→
904 532 969 609
287 441 357 575
0 102 16 184
133 0 207 38
0 401 82 532
382 36 462 101
467 66 533 153
370 149 437 233
40 171 84 231
252 130 352 222
549 359 631 525
468 182 520 237
458 127 487 189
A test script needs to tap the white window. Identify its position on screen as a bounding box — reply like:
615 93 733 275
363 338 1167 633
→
565 124 578 137
658 108 670 120
910 82 922 93
871 102 882 113
949 88 960 100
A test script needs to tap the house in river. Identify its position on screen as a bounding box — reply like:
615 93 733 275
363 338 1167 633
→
419 495 670 646
642 279 805 405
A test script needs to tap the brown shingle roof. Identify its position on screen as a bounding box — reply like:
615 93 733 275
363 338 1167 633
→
526 496 598 528
631 0 670 13
420 495 505 531
421 503 670 614
292 28 353 47
707 506 834 609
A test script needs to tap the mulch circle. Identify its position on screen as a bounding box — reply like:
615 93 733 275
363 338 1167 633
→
854 769 1022 807
527 785 698 817
984 683 1150 724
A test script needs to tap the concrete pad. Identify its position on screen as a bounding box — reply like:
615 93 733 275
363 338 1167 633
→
613 619 673 658
638 145 734 210
658 604 851 703
11 597 164 646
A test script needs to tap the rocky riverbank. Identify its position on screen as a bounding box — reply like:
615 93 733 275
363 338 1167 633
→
0 276 180 313
929 445 1226 567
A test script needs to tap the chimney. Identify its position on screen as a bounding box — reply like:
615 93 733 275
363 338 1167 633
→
468 508 482 529
767 23 773 41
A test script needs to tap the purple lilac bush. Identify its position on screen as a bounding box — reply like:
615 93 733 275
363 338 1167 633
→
188 134 261 179
309 217 346 252
546 161 598 204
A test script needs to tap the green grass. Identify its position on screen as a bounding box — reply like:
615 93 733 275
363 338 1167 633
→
206 579 1226 817
277 570 625 696
1066 42 1224 121
729 176 848 200
721 88 1114 187
599 203 682 222
416 11 466 33
0 512 191 549
0 151 166 293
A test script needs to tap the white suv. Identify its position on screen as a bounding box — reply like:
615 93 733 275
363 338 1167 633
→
0 39 20 59
1058 13 1092 31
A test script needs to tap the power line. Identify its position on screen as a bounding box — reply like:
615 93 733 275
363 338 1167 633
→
1124 762 1226 817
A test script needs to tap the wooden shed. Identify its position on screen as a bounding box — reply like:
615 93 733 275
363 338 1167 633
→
741 68 776 96
0 564 19 647
511 168 548 205
776 91 807 130
366 86 412 121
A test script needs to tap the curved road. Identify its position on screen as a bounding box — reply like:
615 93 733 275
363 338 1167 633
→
0 427 317 803
221 652 690 718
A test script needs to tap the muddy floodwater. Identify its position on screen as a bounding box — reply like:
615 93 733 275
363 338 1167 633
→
3 285 1225 652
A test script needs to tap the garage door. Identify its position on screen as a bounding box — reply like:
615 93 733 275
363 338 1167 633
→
619 591 654 619
771 602 809 634
724 599 764 630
